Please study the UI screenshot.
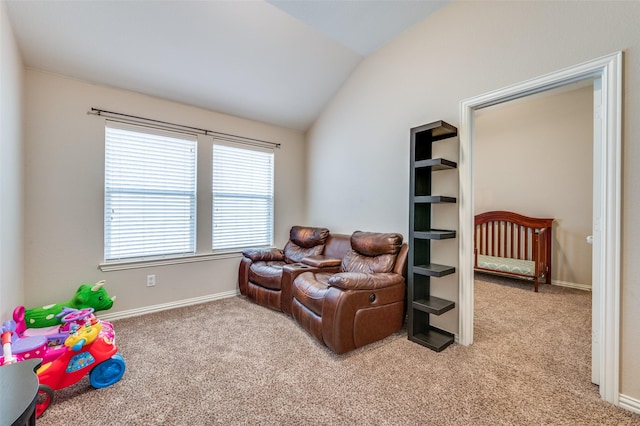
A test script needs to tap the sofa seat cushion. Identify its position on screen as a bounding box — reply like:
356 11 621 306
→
249 261 286 290
293 272 332 316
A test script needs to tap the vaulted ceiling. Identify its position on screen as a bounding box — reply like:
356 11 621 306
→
5 0 447 131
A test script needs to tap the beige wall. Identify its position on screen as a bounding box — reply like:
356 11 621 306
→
22 70 306 315
0 2 24 321
307 2 640 398
475 85 594 288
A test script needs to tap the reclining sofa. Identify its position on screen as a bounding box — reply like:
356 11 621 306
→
238 226 408 354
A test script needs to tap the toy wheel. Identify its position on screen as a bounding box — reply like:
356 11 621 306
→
90 352 125 389
36 384 54 418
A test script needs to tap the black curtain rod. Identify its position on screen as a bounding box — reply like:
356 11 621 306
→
87 107 281 149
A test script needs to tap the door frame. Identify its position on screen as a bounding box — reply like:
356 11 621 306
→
458 51 622 405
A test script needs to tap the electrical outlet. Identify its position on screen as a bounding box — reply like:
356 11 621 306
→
146 274 156 287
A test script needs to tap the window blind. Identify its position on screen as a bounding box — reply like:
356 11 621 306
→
212 143 274 250
105 121 197 261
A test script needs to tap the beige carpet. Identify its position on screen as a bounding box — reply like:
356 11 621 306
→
37 275 639 425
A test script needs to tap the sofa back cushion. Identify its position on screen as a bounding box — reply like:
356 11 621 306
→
283 226 330 263
341 231 403 274
323 234 352 260
290 226 330 248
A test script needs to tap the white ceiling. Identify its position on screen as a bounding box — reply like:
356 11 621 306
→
5 0 447 131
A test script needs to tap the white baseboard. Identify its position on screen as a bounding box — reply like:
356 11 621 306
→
619 394 640 414
552 279 592 291
97 290 240 322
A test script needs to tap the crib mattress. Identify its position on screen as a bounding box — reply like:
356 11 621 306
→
476 255 535 276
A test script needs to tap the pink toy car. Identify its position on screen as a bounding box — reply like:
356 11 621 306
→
12 306 114 363
2 307 115 366
35 316 125 417
2 306 123 418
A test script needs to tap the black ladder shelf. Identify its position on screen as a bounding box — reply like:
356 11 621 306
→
408 120 457 352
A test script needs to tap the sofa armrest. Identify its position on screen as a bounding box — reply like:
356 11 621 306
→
328 272 404 290
322 276 405 354
242 247 284 262
301 255 342 268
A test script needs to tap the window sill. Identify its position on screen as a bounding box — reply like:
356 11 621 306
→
98 251 243 272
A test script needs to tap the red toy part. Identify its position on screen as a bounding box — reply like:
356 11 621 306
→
35 319 125 418
37 337 117 391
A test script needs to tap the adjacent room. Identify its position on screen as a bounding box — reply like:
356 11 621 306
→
1 1 639 424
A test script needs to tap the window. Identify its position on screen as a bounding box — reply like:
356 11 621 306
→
212 143 274 250
104 122 197 261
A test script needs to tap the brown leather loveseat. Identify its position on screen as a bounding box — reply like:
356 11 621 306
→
238 226 408 354
291 231 408 354
239 226 347 314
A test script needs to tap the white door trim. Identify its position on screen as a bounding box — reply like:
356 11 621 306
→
458 51 622 405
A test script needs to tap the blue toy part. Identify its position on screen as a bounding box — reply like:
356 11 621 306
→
66 352 96 373
89 352 125 389
72 339 86 352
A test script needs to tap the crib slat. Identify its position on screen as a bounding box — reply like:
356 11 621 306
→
499 222 502 256
504 222 508 258
491 221 496 256
483 224 487 255
503 221 507 258
500 221 505 258
511 223 518 258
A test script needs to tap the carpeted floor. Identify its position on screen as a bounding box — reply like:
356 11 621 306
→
37 275 640 425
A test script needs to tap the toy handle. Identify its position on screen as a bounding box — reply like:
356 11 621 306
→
1 331 12 346
1 331 15 365
61 308 94 324
56 306 77 319
72 339 86 352
12 306 26 335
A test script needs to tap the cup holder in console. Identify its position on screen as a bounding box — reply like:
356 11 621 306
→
291 263 310 268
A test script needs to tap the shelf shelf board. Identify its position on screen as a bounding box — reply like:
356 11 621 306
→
413 296 455 315
411 120 458 142
415 158 457 171
413 229 456 240
408 326 455 352
413 264 456 277
413 195 457 204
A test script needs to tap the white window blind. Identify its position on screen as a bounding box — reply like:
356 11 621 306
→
104 121 197 261
212 143 274 250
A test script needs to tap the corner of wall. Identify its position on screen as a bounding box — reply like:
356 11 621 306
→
0 2 26 320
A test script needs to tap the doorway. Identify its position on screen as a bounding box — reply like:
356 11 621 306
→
474 81 594 292
458 52 622 405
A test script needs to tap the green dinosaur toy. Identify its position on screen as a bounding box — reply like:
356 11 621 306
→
24 280 116 328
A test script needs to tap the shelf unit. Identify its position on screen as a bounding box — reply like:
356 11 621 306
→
408 120 457 352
